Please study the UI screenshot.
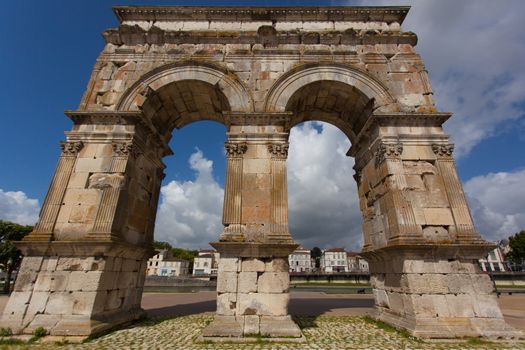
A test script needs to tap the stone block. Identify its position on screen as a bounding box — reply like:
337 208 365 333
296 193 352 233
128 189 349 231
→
217 293 237 316
19 257 43 272
72 292 105 316
217 271 238 293
243 158 270 174
238 272 258 293
218 257 239 272
237 293 289 316
445 294 475 317
105 290 122 310
265 258 288 272
66 271 103 291
45 292 75 315
241 258 265 272
13 271 38 292
243 315 260 335
41 257 59 271
34 271 69 292
260 316 302 338
201 316 243 337
473 294 503 318
258 272 289 293
2 291 31 316
25 291 49 318
423 208 454 226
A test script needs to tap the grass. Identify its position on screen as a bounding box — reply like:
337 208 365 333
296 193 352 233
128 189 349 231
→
362 316 420 342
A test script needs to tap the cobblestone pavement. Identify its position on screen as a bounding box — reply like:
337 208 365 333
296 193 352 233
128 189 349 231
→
2 315 524 350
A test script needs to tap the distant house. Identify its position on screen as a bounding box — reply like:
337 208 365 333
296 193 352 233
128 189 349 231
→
479 246 507 272
193 250 219 276
347 252 369 273
146 250 189 277
321 248 348 273
289 246 313 273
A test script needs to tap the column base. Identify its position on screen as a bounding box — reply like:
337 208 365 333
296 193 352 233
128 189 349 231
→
362 244 524 339
205 242 303 341
201 315 304 341
0 241 151 336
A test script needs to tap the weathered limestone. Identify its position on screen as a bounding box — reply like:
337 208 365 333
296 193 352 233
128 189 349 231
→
1 5 520 341
202 248 301 339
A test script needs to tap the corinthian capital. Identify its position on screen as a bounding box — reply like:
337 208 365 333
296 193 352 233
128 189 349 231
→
268 143 289 159
375 142 403 166
113 141 140 157
432 144 454 158
224 142 247 157
60 141 83 156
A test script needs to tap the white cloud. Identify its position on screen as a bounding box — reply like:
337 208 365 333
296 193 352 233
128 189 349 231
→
154 149 224 249
0 189 40 226
464 169 525 242
288 122 363 251
353 0 525 157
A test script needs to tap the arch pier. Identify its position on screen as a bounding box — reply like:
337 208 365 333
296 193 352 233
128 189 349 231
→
0 5 521 340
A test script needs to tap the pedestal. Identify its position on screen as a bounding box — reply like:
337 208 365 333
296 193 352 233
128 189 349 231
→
201 242 303 341
362 244 522 339
0 242 151 336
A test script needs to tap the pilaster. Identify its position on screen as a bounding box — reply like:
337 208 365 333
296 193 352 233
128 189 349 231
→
26 141 84 241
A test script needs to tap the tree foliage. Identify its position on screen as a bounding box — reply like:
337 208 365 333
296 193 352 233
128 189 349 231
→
507 230 525 263
0 220 33 293
311 247 322 268
152 241 172 251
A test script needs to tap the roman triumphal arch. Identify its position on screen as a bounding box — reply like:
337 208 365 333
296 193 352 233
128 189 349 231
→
1 6 520 340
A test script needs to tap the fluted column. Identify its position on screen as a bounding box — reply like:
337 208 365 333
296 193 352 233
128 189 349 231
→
220 142 247 241
432 144 480 242
267 143 292 243
88 141 138 241
375 142 421 242
26 141 84 241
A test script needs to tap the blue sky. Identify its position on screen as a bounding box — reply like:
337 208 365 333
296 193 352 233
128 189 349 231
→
1 1 524 250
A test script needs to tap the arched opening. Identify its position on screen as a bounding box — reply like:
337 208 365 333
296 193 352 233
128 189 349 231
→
140 81 230 137
287 121 363 252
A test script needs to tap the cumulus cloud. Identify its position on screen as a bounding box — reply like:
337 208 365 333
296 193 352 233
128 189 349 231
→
288 122 362 251
464 169 525 242
0 189 40 226
154 149 224 249
353 0 525 157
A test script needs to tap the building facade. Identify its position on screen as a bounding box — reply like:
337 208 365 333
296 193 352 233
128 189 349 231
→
146 250 189 277
321 248 349 273
193 250 219 276
347 252 369 273
288 246 313 273
479 246 507 272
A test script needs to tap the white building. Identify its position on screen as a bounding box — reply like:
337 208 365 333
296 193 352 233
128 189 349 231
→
193 250 219 276
146 250 189 277
289 246 313 273
479 246 507 272
347 252 369 273
321 248 348 273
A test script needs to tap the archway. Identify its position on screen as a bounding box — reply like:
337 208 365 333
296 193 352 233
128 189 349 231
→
1 5 518 341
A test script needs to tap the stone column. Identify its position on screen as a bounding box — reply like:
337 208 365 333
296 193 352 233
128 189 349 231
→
203 116 302 340
0 112 160 337
88 141 139 241
220 142 247 242
26 141 83 241
431 144 479 242
353 116 521 338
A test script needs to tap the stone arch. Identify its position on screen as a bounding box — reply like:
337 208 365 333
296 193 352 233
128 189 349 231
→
265 63 398 116
117 61 253 114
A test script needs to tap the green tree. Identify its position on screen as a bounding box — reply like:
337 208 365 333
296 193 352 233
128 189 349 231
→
171 248 199 270
153 241 172 251
507 230 525 264
0 220 33 293
311 247 322 268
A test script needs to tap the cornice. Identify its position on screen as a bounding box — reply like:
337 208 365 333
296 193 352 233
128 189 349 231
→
113 6 410 24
